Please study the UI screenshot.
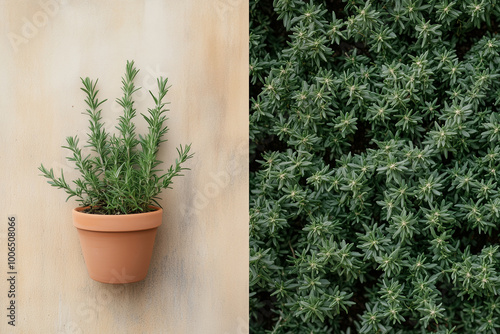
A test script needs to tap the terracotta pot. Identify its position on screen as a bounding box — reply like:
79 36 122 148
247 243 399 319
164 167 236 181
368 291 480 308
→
72 206 163 284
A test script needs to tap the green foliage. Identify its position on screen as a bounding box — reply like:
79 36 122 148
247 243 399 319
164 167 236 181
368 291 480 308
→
39 61 193 214
250 0 500 332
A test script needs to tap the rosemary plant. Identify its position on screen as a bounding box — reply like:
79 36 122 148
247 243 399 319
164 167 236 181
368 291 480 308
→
39 61 193 215
251 0 500 333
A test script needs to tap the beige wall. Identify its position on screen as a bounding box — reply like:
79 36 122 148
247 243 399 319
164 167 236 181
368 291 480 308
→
0 1 248 333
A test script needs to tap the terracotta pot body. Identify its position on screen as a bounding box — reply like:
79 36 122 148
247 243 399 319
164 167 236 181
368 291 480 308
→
72 206 163 284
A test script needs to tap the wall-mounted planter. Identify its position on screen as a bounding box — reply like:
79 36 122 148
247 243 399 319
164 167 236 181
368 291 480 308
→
72 206 163 284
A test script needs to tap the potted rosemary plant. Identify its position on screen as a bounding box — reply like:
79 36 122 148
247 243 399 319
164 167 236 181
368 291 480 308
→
39 61 193 283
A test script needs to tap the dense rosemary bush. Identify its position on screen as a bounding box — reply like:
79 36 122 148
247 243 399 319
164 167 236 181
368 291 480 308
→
39 61 193 215
250 0 500 332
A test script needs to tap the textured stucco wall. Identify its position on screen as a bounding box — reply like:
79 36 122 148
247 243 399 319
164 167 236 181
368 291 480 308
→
0 1 248 333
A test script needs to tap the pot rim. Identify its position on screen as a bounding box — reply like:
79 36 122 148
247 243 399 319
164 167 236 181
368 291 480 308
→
73 206 163 232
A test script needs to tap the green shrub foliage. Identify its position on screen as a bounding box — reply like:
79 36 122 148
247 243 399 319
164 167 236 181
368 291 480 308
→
250 0 500 332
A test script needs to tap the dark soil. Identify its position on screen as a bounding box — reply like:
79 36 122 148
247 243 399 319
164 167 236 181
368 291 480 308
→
81 206 157 215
